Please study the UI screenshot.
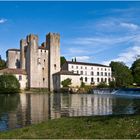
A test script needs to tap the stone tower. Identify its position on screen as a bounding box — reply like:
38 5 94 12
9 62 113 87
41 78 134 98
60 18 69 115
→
20 39 27 69
26 34 39 88
46 33 60 91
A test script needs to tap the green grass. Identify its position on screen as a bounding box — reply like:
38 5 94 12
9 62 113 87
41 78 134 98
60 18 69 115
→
0 114 140 139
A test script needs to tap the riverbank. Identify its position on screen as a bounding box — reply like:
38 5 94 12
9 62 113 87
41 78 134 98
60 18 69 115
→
0 114 140 139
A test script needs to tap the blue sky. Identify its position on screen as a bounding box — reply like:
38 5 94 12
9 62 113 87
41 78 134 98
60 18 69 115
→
0 1 140 66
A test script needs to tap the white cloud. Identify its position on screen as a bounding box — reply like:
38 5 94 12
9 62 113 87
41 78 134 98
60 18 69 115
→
0 18 7 24
102 46 140 67
120 22 139 30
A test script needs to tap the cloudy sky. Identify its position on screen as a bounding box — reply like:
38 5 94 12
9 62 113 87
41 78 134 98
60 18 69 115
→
0 1 140 67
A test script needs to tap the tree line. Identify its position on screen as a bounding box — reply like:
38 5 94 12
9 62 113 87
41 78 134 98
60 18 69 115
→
110 58 140 88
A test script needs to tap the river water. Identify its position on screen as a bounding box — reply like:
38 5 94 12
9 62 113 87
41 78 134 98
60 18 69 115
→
0 91 140 131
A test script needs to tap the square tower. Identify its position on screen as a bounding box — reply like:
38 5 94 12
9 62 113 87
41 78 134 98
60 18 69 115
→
46 33 60 91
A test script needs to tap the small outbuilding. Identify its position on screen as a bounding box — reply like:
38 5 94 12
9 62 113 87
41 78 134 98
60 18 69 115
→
0 68 27 90
53 70 81 91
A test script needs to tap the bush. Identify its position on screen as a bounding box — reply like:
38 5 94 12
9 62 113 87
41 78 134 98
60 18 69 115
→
0 74 20 94
96 82 108 88
61 78 72 87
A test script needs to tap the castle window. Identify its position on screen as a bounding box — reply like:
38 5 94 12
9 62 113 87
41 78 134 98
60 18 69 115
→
105 72 107 76
71 65 73 69
85 67 87 69
101 78 104 82
42 67 44 70
97 78 100 82
91 77 94 82
44 59 45 62
105 68 107 71
101 72 103 76
91 67 93 70
85 71 87 75
85 77 87 82
76 66 78 69
81 66 83 69
80 77 83 81
41 50 42 52
105 78 107 83
80 71 83 75
97 72 99 76
54 64 56 70
91 71 94 76
19 75 22 81
43 78 45 81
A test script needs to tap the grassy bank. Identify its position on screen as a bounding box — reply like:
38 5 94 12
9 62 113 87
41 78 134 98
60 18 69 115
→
0 114 140 139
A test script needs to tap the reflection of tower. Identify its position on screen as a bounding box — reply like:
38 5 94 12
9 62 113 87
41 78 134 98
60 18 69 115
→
50 93 61 119
30 94 49 123
19 93 49 125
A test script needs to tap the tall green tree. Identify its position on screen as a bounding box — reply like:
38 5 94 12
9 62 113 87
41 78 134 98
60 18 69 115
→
110 61 133 88
60 56 67 67
0 74 20 94
131 58 140 85
0 55 6 70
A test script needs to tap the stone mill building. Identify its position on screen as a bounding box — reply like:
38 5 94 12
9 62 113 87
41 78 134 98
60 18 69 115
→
5 33 60 91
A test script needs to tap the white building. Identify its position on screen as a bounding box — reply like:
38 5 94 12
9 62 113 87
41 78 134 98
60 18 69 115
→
62 61 112 85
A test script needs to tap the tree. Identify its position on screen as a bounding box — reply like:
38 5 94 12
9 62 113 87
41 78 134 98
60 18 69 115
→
0 74 20 94
96 82 108 88
0 55 6 70
60 56 67 67
131 58 140 85
110 61 133 88
61 78 72 87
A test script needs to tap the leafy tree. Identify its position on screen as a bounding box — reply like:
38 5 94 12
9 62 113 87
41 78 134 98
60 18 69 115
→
0 74 20 94
131 58 140 85
96 82 108 88
109 80 116 88
61 78 72 87
110 61 133 88
0 55 6 70
60 56 67 67
80 81 85 88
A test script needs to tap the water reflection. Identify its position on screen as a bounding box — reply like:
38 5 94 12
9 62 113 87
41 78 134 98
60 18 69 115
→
0 92 140 131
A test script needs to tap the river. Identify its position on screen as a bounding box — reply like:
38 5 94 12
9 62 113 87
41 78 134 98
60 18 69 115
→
0 91 140 131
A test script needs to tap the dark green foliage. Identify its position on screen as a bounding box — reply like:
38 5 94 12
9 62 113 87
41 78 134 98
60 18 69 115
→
109 80 116 88
0 74 20 94
0 94 20 113
80 81 85 88
131 58 140 85
110 61 133 87
61 78 72 87
0 55 6 70
96 82 108 88
60 56 67 67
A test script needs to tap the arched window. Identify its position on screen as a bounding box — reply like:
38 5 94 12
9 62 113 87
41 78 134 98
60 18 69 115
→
80 77 83 81
85 77 87 82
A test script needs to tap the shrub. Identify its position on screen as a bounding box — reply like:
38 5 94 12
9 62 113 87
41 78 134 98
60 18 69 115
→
61 78 72 87
0 74 20 94
96 82 108 88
